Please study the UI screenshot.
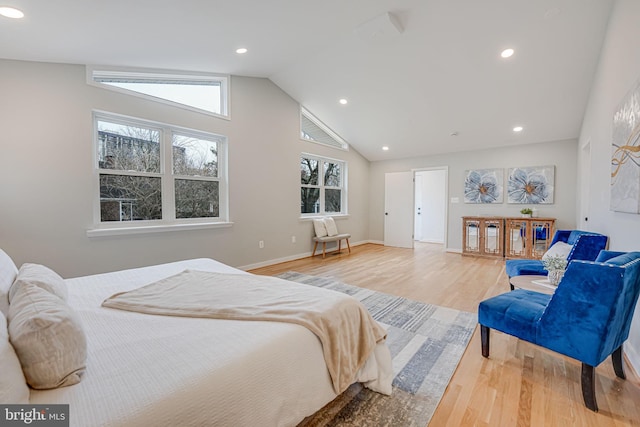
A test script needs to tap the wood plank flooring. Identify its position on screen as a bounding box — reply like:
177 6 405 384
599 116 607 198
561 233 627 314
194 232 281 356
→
249 242 640 427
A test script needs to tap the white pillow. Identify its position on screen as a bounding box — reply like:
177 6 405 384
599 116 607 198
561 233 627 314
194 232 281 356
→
8 282 87 390
0 311 29 403
542 241 573 261
0 249 18 316
324 217 339 237
313 219 328 238
9 263 68 303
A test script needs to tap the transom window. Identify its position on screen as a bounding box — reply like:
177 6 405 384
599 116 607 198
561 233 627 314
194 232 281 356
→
94 112 227 226
88 66 229 117
300 154 347 215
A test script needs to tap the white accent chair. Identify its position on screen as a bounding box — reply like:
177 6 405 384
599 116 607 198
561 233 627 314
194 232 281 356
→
312 218 351 259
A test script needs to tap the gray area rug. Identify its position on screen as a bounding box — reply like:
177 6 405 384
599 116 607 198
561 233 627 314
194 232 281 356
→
276 272 477 427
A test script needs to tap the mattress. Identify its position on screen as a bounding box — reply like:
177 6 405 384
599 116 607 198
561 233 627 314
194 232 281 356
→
28 258 390 427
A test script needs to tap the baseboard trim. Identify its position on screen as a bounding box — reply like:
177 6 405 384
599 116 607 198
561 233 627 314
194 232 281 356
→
237 240 371 271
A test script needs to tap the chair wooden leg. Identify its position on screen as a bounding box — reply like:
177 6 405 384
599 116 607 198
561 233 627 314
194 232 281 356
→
338 240 342 252
312 241 318 257
346 238 351 254
612 345 626 379
481 325 490 358
581 363 598 412
322 243 326 259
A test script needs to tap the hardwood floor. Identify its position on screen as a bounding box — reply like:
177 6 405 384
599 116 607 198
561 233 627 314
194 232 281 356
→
249 242 640 427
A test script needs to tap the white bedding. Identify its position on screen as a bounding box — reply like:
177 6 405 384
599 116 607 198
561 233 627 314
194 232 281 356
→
27 258 392 427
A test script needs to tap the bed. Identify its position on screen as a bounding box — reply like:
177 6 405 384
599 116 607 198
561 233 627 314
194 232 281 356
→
0 250 392 427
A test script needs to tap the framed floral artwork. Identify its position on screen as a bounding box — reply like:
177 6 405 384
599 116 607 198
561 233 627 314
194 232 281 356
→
507 166 554 204
464 168 503 203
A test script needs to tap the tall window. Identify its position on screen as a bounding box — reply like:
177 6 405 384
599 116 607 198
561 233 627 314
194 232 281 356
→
95 112 227 226
300 154 346 215
88 66 229 118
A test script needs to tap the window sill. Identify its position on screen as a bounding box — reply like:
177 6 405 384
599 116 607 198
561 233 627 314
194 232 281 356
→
299 214 350 221
86 221 234 238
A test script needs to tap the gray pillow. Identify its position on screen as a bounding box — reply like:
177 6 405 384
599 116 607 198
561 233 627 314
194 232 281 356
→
9 263 68 303
8 282 86 389
0 311 29 403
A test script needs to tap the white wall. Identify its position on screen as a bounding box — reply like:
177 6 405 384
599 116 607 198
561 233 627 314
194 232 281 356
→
578 0 640 373
0 59 370 277
369 139 581 250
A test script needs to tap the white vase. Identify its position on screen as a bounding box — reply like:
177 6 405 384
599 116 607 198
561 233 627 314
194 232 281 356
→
548 269 564 286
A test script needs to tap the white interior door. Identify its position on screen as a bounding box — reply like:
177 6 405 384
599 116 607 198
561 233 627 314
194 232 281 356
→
384 171 414 248
417 169 446 244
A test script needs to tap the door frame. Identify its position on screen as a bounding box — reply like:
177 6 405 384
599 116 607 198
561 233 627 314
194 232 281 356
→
579 139 591 229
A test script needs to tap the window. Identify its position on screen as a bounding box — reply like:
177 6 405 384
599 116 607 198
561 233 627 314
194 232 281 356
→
300 107 348 150
94 112 227 228
300 154 347 215
88 66 229 118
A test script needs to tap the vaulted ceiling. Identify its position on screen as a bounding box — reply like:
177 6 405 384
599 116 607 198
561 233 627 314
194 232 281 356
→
0 0 614 161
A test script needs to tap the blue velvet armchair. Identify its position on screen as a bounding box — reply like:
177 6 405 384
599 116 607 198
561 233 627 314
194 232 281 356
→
505 230 608 282
479 250 640 411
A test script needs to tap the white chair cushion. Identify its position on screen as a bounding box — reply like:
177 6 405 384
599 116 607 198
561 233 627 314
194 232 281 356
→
324 217 339 237
0 311 29 403
8 282 87 389
542 241 573 261
313 219 328 238
0 249 18 316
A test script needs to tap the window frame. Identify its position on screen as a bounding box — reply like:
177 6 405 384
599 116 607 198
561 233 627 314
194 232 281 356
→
300 153 348 217
88 111 230 237
87 65 230 119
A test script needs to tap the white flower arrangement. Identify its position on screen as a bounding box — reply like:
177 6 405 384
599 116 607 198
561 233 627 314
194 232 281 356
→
542 255 567 271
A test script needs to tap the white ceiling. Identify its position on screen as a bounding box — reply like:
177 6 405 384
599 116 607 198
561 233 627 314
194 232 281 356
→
0 0 614 161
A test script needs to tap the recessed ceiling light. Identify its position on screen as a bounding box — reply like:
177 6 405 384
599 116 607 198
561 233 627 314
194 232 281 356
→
0 6 24 19
513 126 523 132
501 48 514 58
338 98 348 105
235 48 248 54
382 146 389 151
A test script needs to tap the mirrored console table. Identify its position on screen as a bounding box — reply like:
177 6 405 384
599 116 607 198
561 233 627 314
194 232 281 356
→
462 216 555 259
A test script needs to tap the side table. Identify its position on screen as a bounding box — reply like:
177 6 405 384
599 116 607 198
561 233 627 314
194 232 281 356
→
509 275 557 295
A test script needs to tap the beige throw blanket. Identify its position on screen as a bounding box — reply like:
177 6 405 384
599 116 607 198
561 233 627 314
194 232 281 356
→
102 270 387 394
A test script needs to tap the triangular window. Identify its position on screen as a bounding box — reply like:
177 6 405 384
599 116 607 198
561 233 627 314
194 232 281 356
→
300 107 348 150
